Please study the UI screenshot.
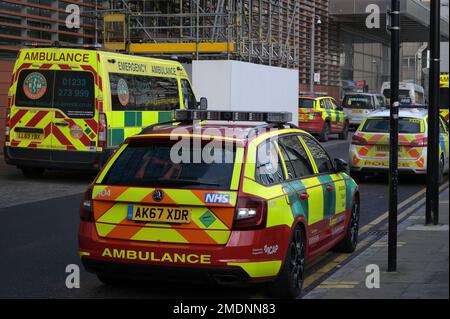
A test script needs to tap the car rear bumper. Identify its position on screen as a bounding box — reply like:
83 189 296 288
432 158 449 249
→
4 146 114 170
298 118 324 134
79 221 290 284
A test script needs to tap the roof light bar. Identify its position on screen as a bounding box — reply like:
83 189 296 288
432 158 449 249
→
175 110 292 124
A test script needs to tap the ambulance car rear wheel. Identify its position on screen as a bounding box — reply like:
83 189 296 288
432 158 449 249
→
334 199 360 253
339 122 349 140
21 167 44 179
438 155 445 185
97 274 126 286
268 225 305 298
319 122 330 142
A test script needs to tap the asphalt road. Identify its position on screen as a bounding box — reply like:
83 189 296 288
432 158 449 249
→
0 135 427 298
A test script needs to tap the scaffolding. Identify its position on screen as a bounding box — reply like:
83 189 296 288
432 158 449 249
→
102 0 340 87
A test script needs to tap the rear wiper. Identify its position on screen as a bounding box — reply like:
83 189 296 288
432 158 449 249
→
155 178 222 187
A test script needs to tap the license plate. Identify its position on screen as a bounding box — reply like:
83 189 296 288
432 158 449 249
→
352 109 363 113
375 145 390 152
127 205 192 224
16 132 43 140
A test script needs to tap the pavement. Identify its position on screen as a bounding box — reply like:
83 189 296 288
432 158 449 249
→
304 186 449 299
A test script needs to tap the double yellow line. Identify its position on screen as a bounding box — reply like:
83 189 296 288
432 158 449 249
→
303 181 449 289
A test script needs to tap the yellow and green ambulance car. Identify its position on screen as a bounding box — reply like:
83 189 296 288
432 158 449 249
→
4 47 201 177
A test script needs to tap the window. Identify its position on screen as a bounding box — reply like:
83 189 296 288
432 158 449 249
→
301 134 334 174
376 96 386 108
15 69 95 118
110 73 179 111
328 98 340 110
181 79 197 109
278 135 314 179
299 99 314 108
103 140 236 190
255 140 285 185
320 99 328 109
343 95 373 109
362 117 423 134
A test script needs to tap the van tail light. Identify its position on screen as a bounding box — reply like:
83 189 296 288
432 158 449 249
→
5 108 10 143
411 137 428 147
98 113 107 148
80 186 94 222
232 196 267 230
351 135 368 146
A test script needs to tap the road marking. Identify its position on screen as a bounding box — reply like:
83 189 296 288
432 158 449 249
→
372 241 407 247
316 281 359 289
303 181 449 290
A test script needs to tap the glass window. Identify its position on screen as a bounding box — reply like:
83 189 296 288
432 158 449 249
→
320 99 328 109
343 95 373 109
255 140 285 185
299 98 315 108
278 135 314 179
301 134 334 174
102 140 236 190
362 117 423 133
110 73 135 110
181 79 197 110
134 75 179 111
54 71 95 118
15 69 95 118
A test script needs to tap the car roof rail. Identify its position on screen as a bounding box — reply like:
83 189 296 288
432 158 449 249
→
139 119 191 134
246 122 298 138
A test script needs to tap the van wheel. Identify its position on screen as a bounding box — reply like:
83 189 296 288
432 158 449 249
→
21 167 45 179
334 199 360 253
267 225 305 298
319 122 330 142
339 122 349 140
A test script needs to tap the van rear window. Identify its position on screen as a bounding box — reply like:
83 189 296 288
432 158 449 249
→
15 69 95 118
102 140 237 190
343 95 372 109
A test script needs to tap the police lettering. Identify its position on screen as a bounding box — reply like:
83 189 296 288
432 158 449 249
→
118 62 147 73
24 52 89 63
101 248 211 264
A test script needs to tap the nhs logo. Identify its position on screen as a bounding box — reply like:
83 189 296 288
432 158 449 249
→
205 193 230 204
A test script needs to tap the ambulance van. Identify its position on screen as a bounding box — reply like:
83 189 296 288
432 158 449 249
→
4 47 202 177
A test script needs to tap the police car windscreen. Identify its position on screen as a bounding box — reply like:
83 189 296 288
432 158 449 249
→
362 117 422 134
102 141 236 190
299 99 314 108
343 95 372 109
15 70 95 118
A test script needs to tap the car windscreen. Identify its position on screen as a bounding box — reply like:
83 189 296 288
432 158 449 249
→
361 117 423 134
343 95 373 109
15 69 95 118
299 99 314 108
102 140 237 190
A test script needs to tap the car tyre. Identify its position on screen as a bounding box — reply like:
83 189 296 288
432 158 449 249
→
350 170 365 182
438 155 445 185
267 225 305 298
339 122 349 140
333 199 360 253
21 167 45 179
319 122 330 142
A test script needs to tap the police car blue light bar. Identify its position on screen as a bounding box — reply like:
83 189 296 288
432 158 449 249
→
175 110 292 124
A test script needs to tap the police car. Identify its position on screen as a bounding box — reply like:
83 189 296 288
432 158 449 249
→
298 96 349 142
350 109 450 183
78 110 360 298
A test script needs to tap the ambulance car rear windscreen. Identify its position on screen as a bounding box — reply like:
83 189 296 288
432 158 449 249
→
102 141 237 190
15 69 95 118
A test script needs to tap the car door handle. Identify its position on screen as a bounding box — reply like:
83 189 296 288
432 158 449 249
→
54 122 69 127
300 193 309 201
326 185 334 192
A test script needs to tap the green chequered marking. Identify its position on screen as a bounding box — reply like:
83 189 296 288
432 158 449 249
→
345 175 357 210
84 127 92 135
286 180 308 221
318 175 336 217
335 110 340 123
158 111 174 122
125 112 136 127
199 211 216 228
110 128 124 146
137 112 142 126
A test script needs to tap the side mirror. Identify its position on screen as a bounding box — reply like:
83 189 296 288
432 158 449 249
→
334 158 348 173
198 97 208 110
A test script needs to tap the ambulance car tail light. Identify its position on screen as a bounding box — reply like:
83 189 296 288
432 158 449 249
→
5 108 10 142
98 113 107 148
351 135 368 146
80 186 94 222
233 196 267 230
411 137 428 147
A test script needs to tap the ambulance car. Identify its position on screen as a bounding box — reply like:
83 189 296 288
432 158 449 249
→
4 47 202 177
349 109 449 183
298 96 349 142
78 110 360 298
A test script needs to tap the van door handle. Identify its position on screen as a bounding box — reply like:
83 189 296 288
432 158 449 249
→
54 122 69 127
